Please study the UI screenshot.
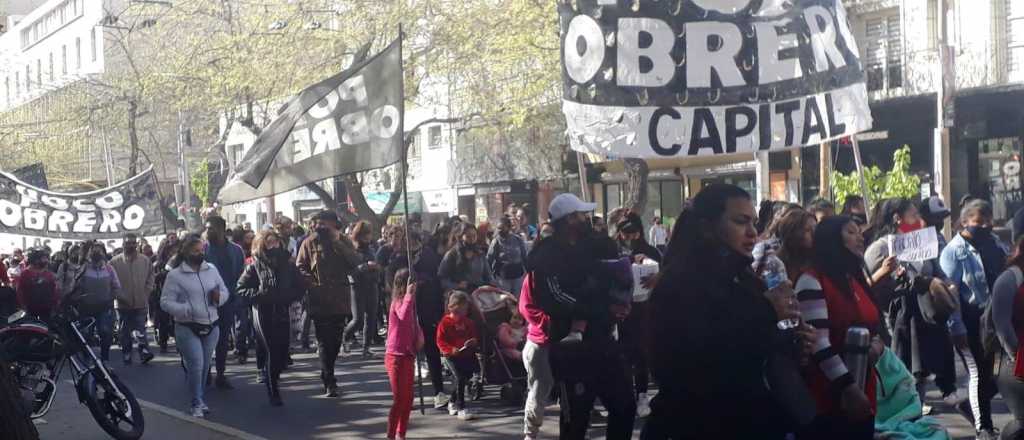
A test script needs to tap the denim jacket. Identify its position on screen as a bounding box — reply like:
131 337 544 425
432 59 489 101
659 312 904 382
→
939 233 1008 336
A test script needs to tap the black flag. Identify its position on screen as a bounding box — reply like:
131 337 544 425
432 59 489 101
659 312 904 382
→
219 37 404 204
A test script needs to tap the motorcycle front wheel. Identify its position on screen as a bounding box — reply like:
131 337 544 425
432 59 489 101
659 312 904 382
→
78 371 145 440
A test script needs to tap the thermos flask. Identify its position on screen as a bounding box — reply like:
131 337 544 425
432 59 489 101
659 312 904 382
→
844 327 871 391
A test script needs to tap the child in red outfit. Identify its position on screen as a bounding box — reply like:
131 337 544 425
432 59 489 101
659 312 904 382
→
436 290 480 420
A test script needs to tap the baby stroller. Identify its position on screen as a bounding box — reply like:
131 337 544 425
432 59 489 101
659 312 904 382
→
467 287 528 404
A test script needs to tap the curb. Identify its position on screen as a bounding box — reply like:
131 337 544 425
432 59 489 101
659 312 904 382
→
136 398 272 440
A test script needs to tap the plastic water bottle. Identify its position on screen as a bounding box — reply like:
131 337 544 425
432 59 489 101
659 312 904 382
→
762 255 800 330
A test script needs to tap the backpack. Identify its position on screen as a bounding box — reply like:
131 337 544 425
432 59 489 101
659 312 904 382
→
981 266 1024 356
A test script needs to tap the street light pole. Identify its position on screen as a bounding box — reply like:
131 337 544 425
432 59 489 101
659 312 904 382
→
934 0 955 235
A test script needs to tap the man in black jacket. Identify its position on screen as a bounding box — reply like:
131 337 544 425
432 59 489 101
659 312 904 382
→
527 193 635 440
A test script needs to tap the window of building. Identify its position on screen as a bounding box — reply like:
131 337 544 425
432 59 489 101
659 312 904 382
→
36 60 42 86
25 65 31 90
408 130 421 159
48 53 54 82
18 0 85 50
1010 0 1024 81
75 37 81 69
228 144 246 167
62 45 67 74
15 72 20 96
427 125 442 149
91 29 97 62
864 11 903 91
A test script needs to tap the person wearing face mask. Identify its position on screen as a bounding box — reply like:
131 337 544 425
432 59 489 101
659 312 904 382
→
56 244 84 298
863 199 958 414
161 235 230 418
438 223 492 293
73 242 122 362
939 199 1009 439
203 216 246 389
296 210 362 398
111 234 157 365
526 193 635 440
487 215 528 298
342 220 382 358
15 248 59 318
237 231 306 406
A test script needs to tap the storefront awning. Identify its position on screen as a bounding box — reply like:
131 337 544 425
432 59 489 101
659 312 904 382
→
364 191 423 215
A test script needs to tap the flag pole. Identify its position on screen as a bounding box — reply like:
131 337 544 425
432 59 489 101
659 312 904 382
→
851 137 872 222
394 24 426 416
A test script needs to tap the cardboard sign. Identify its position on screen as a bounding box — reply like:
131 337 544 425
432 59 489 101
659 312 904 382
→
887 228 939 263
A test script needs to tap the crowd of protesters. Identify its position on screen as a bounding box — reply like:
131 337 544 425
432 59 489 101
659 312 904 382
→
8 186 1024 439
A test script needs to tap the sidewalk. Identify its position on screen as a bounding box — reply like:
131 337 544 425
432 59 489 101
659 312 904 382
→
35 373 247 440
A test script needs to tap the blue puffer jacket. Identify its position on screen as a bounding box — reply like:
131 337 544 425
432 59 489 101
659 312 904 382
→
939 233 1009 336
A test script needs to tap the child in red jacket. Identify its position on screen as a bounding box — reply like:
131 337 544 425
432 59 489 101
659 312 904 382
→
436 290 480 421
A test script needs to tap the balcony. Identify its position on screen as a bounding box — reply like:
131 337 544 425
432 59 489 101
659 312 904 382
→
865 42 1008 102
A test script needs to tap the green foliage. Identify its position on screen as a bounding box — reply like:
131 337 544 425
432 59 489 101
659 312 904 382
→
190 159 211 207
832 145 921 209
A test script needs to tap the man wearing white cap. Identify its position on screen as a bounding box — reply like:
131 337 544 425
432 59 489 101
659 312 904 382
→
521 193 635 440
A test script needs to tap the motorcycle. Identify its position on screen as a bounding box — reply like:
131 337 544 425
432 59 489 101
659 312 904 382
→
0 301 145 440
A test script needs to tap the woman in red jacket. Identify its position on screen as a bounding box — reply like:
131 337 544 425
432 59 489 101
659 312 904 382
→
436 290 479 421
795 216 881 439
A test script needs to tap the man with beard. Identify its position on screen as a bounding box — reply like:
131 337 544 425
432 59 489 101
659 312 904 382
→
526 193 635 440
204 216 246 389
111 233 157 365
297 210 362 398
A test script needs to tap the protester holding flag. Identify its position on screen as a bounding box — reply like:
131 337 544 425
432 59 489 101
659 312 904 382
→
940 200 1008 439
204 216 246 390
297 210 362 398
111 233 157 365
385 269 421 440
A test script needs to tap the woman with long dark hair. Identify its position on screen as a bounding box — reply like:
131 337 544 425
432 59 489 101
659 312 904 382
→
151 234 181 352
795 216 880 439
236 231 305 406
160 235 230 417
863 198 958 405
643 184 807 439
992 236 1024 439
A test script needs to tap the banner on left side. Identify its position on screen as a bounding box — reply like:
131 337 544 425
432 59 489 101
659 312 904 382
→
0 166 166 254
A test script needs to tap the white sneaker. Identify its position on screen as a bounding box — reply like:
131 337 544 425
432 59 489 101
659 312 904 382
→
457 408 475 421
448 402 459 416
434 392 450 409
190 406 205 418
943 390 965 406
199 402 210 413
524 435 538 440
637 392 651 418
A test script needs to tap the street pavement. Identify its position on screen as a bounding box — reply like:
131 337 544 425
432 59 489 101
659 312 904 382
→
35 334 1014 440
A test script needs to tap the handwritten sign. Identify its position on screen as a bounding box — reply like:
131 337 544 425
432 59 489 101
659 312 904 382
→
888 228 939 263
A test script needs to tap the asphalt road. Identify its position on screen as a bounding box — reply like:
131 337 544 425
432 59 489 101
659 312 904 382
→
35 334 1013 440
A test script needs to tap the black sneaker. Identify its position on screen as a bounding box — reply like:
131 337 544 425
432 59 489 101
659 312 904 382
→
269 394 283 407
324 385 339 398
215 375 234 390
140 350 155 365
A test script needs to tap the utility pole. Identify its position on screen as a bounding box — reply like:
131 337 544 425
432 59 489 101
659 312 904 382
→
934 0 955 235
177 112 194 231
819 141 832 199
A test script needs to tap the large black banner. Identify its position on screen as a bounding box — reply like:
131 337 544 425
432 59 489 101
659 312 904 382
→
218 37 404 204
559 0 873 158
0 166 166 253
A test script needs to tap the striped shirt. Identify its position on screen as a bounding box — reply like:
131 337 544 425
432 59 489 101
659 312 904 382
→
795 273 854 390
